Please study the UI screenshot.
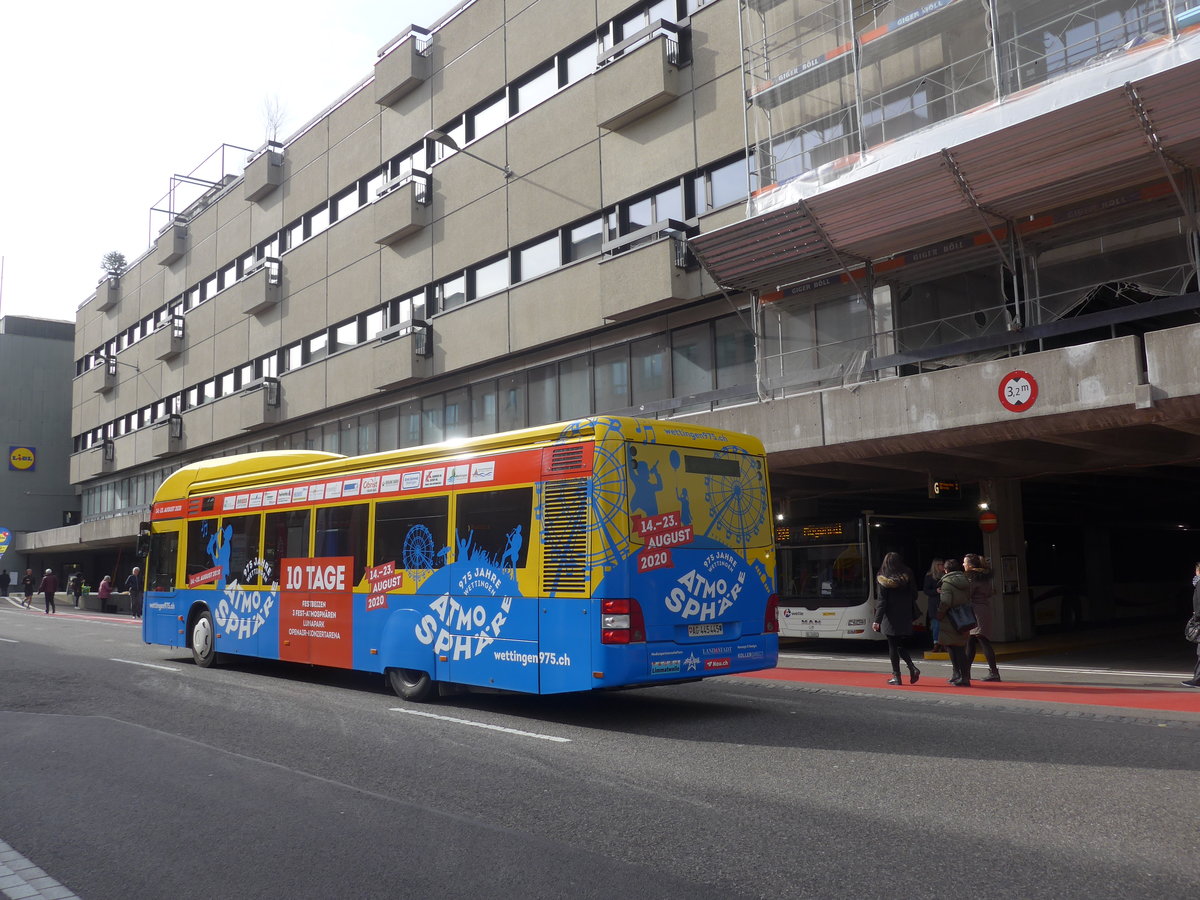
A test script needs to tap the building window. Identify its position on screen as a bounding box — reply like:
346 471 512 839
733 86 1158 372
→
517 236 559 281
559 355 591 419
562 39 598 86
593 345 630 411
472 256 510 299
631 334 669 407
498 372 527 432
470 91 508 141
306 332 328 363
470 381 498 436
439 274 466 312
444 388 469 440
709 155 752 209
568 218 603 261
514 63 557 112
528 364 557 426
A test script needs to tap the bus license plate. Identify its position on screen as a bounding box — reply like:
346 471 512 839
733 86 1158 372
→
688 623 724 637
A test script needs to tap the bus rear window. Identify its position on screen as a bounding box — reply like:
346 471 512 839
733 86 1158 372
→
684 455 740 476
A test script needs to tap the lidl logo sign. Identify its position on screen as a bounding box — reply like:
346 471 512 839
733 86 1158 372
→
0 528 9 558
8 447 35 471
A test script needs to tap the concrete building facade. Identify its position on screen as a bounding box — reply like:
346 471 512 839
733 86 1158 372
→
61 0 1200 643
0 316 76 577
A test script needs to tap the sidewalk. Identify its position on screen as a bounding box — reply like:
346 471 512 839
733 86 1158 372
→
761 625 1200 719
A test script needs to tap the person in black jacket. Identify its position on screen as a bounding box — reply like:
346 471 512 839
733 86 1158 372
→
1182 565 1200 688
872 551 921 686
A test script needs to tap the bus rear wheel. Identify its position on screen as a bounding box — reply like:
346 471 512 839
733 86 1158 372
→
388 668 435 702
191 609 217 668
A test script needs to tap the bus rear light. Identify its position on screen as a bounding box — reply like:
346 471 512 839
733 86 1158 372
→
601 598 645 643
764 593 780 634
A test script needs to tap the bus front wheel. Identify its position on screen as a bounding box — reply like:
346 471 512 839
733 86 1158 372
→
388 668 435 702
191 609 217 668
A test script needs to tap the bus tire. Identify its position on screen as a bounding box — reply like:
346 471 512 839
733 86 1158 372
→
191 608 217 668
388 667 435 702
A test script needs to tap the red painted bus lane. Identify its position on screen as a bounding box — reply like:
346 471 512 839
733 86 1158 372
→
735 667 1200 714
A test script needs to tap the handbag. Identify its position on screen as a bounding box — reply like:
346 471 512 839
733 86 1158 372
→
1186 615 1200 643
946 603 978 634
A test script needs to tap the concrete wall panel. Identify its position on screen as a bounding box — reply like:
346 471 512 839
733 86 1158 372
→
435 290 510 371
432 29 506 125
329 117 381 196
281 281 328 346
432 189 509 280
599 94 697 203
507 144 601 247
328 254 382 323
507 83 599 185
1146 322 1200 398
508 263 601 353
506 0 594 80
328 207 382 278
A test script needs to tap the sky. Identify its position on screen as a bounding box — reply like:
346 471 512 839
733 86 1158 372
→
0 0 460 323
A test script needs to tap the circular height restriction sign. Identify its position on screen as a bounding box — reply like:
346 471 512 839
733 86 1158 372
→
998 370 1038 413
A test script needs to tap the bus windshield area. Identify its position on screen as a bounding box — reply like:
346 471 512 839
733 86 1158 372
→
776 521 867 608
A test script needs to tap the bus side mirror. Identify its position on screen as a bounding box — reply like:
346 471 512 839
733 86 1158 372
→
136 523 151 558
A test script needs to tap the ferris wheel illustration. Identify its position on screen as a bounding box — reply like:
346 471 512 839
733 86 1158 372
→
535 418 631 576
701 449 767 546
402 524 437 586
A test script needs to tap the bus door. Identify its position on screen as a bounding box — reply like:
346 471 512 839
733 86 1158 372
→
144 526 181 646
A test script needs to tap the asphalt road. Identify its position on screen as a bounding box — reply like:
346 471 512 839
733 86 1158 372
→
1 604 1197 899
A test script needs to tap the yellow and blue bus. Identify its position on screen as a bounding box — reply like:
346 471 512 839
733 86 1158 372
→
141 416 778 700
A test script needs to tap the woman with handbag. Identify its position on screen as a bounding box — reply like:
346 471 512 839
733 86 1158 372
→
937 557 973 687
964 553 1002 682
871 552 921 685
1182 564 1200 688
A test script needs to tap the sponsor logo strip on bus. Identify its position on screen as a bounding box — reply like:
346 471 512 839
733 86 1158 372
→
152 444 592 520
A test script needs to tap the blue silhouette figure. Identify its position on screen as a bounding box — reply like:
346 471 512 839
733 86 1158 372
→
629 448 663 517
501 525 523 571
208 524 234 585
676 487 692 526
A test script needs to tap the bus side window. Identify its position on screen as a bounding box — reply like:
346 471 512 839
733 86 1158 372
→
455 488 533 569
315 503 369 585
264 510 310 584
224 514 262 586
186 519 218 586
375 496 449 572
148 532 179 592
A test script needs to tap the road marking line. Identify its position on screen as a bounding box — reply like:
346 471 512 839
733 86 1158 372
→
390 707 571 742
110 658 181 672
0 637 17 643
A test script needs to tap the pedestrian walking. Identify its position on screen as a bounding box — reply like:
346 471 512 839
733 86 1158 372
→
0 568 9 598
872 551 921 685
923 558 945 649
1182 563 1200 688
21 569 35 608
937 557 973 687
125 567 144 619
964 553 1001 682
38 568 59 615
68 573 83 608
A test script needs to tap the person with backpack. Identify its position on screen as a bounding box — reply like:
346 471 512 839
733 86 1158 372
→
937 557 973 687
